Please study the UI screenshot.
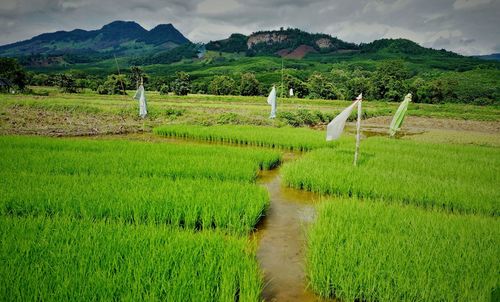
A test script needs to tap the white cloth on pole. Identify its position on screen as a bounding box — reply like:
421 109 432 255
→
133 85 147 118
267 86 277 119
389 93 412 136
326 94 362 141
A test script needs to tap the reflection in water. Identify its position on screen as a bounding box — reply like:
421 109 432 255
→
345 124 425 138
255 168 334 302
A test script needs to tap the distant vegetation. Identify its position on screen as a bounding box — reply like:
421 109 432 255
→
1 24 499 105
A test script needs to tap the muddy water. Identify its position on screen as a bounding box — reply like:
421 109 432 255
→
345 124 425 138
87 133 335 300
255 168 332 302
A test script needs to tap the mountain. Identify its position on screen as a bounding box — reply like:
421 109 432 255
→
205 28 466 61
359 38 460 57
475 53 500 61
3 24 490 72
206 28 358 58
0 21 190 57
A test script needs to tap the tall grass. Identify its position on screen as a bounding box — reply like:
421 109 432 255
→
307 199 500 301
154 124 338 151
0 216 262 301
283 137 500 216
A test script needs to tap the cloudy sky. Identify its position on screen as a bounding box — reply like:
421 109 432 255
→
1 0 499 55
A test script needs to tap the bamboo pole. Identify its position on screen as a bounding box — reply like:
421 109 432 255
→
353 97 362 166
281 57 284 99
114 55 125 95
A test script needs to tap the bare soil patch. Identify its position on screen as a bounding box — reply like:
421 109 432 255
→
363 116 500 134
0 107 150 136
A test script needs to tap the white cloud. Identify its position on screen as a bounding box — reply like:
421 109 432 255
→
0 0 498 55
197 0 239 14
453 0 491 10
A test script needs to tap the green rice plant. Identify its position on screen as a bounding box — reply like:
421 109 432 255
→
0 216 262 301
154 124 338 151
0 136 281 182
0 173 268 235
307 199 500 301
283 137 500 216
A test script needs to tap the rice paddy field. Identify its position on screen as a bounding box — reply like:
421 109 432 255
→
282 136 500 216
1 90 499 301
154 124 337 150
0 135 280 300
307 200 500 301
0 216 262 301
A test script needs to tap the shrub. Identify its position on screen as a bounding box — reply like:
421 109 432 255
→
172 72 191 96
209 75 237 95
240 73 261 96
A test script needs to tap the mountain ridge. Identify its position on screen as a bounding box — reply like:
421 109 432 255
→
1 22 487 70
205 28 464 60
0 21 190 57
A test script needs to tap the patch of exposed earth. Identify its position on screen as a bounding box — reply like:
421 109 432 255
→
1 106 499 141
0 107 152 136
363 116 500 134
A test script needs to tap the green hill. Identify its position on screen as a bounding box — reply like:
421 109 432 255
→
0 21 190 59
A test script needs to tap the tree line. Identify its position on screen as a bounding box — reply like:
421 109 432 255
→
1 58 498 105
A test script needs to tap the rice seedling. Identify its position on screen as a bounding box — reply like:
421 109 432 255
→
0 173 268 235
0 135 281 182
154 124 338 151
0 136 280 234
307 199 500 301
282 137 500 216
0 216 262 301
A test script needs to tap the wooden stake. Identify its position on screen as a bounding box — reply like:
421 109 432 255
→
281 57 284 99
354 98 362 166
114 55 125 95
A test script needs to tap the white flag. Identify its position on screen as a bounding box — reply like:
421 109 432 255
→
289 88 294 97
326 94 362 141
267 86 277 119
133 85 147 118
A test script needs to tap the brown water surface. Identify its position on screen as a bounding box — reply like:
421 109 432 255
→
255 168 333 302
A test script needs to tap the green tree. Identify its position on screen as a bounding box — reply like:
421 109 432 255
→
427 78 457 103
97 75 128 95
346 76 374 100
372 60 410 101
30 73 50 86
56 74 80 93
307 73 342 100
408 77 426 103
209 75 237 95
149 77 167 92
172 72 191 96
191 81 208 94
239 73 261 96
159 84 170 95
0 58 27 91
129 66 148 88
284 74 308 98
